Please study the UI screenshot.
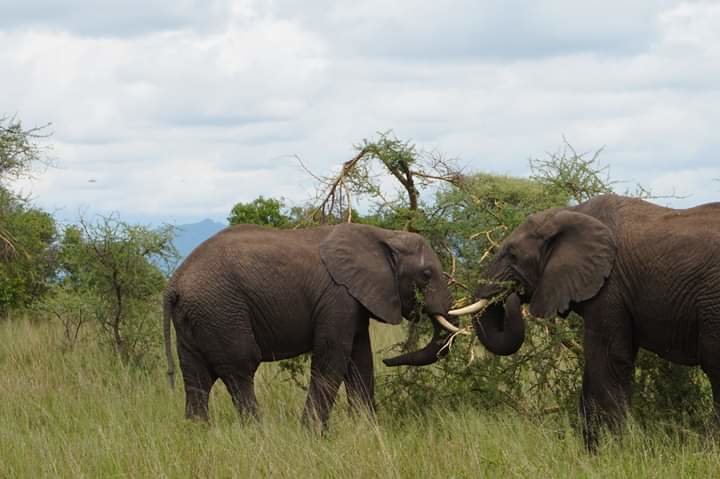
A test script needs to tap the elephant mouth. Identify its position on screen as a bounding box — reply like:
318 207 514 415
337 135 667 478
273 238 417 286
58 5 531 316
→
418 303 462 332
509 267 533 298
405 307 461 335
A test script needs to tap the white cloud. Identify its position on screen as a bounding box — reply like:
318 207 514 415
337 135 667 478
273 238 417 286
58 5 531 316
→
4 0 720 224
0 0 232 36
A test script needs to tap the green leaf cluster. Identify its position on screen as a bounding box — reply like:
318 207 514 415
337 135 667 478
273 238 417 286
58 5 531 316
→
49 217 178 365
247 136 709 428
228 196 291 228
0 188 56 315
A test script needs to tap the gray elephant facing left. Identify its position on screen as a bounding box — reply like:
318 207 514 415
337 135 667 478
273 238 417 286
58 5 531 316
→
163 222 458 428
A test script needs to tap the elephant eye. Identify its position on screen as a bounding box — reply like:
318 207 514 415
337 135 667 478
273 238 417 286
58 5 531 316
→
422 268 432 279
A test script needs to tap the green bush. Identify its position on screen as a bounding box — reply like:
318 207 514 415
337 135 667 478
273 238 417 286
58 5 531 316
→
228 196 291 227
53 216 177 366
0 188 56 315
376 171 583 417
219 136 712 429
375 142 712 430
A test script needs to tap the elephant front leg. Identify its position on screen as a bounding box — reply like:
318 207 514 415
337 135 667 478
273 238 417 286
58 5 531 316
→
580 327 637 452
302 339 353 431
344 323 375 417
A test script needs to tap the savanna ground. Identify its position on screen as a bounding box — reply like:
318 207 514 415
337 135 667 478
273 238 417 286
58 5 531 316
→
2 317 719 478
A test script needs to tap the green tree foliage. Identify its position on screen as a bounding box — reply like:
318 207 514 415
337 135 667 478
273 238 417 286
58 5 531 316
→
36 284 99 350
307 131 459 230
0 189 56 315
228 196 291 227
50 216 178 365
529 140 612 203
226 135 712 428
0 116 50 183
377 145 711 429
1 116 49 257
376 170 584 417
0 116 56 315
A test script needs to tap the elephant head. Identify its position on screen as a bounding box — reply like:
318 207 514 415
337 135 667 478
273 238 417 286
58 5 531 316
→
320 223 458 366
449 208 616 355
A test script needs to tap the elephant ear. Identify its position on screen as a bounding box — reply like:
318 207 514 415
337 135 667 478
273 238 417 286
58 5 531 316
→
320 224 403 325
529 210 616 318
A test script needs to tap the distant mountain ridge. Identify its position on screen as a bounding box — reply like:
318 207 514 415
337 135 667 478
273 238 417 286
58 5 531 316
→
173 219 226 260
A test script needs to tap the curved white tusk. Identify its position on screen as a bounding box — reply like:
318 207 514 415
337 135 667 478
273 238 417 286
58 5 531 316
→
434 314 468 335
447 299 489 316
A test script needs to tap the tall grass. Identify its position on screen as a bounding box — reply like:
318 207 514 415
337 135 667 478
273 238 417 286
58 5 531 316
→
1 318 719 478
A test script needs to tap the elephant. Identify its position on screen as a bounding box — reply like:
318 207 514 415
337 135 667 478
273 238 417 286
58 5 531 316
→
447 194 720 449
163 222 459 428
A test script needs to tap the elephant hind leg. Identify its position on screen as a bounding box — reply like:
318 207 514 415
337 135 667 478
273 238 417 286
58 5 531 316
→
193 310 263 420
209 343 262 420
219 363 260 420
178 343 217 421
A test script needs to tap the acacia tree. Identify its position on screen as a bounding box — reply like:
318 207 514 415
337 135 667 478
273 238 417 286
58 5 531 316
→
0 117 56 316
0 116 50 180
374 143 710 428
54 216 178 364
229 134 708 426
0 116 52 250
303 131 461 231
0 191 56 315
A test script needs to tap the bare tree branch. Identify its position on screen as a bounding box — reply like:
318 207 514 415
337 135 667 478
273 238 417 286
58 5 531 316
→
299 131 464 231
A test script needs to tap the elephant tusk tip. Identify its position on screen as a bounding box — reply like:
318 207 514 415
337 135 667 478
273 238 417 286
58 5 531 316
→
434 314 461 333
448 299 489 316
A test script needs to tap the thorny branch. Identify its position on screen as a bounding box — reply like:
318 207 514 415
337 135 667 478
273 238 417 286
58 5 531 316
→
0 116 53 182
300 132 463 229
522 305 583 356
303 146 370 224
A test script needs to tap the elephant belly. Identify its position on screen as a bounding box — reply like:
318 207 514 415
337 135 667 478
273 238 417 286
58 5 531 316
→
635 317 700 366
250 309 315 362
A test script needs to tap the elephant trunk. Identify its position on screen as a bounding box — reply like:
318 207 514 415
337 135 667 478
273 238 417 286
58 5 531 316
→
473 292 525 356
382 316 454 367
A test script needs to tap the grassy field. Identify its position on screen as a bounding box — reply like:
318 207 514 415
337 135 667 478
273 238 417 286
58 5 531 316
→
1 318 720 478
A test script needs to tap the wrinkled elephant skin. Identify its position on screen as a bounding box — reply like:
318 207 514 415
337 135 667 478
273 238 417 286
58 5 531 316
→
462 194 720 450
163 223 454 428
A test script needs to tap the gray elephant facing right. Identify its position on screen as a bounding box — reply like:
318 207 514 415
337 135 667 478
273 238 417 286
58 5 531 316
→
447 194 720 449
163 222 458 429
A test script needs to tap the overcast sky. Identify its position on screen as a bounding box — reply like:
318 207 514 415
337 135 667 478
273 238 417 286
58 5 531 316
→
3 0 719 225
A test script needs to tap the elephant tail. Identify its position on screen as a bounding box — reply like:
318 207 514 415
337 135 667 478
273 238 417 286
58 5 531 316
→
163 289 178 389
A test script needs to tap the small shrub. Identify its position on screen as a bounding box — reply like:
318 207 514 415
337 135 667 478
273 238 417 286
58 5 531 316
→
55 215 177 366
